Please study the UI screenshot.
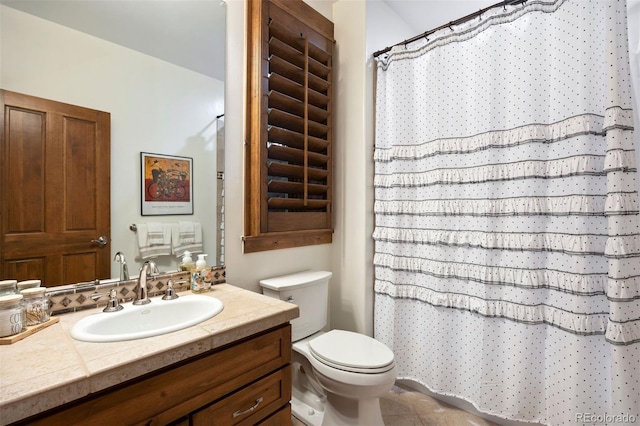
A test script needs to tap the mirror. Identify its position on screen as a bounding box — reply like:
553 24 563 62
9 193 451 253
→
0 1 226 280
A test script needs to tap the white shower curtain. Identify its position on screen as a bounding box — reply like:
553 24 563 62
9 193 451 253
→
373 1 640 424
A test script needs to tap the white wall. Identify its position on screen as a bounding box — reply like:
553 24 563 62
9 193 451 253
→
330 0 371 334
0 6 224 278
366 1 417 56
332 0 424 336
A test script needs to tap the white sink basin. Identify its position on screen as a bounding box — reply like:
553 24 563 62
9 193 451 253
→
70 295 224 342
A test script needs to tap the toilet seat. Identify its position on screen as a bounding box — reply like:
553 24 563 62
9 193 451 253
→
308 330 395 374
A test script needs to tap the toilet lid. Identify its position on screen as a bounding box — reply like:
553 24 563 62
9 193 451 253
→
309 330 395 373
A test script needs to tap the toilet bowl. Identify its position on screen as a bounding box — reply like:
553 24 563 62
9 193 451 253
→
260 271 397 426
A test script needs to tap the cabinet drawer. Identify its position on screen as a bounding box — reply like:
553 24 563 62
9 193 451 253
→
257 404 291 426
192 365 292 425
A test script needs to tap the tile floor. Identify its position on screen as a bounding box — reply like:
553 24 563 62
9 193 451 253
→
291 383 498 426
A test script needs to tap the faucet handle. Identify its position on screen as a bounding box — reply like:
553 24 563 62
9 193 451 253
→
91 288 124 312
162 280 179 300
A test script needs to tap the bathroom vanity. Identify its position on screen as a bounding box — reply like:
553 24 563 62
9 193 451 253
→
0 284 298 425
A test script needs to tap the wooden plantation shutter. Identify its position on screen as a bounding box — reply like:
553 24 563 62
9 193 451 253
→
245 0 334 253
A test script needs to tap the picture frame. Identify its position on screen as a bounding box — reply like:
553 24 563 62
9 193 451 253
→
141 152 193 216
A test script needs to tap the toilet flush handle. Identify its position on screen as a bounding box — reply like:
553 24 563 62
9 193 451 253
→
285 296 294 303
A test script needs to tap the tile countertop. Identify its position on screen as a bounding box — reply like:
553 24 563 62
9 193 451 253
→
0 284 299 425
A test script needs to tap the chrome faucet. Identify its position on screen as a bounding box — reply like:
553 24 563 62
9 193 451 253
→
114 251 129 281
133 260 158 305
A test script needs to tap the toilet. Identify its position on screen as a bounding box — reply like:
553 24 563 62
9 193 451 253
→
260 270 397 426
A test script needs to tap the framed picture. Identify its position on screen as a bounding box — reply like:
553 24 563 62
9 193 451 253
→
141 152 193 215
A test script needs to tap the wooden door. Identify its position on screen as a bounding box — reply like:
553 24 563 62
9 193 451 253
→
0 90 110 287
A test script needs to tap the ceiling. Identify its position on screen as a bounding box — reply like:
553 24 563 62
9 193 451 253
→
0 0 227 81
0 0 497 83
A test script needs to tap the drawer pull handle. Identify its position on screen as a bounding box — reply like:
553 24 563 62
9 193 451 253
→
232 397 264 418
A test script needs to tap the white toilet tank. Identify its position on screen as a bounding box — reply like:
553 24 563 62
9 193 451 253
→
259 270 332 342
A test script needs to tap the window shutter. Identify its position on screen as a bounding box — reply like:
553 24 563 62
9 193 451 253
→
245 0 334 252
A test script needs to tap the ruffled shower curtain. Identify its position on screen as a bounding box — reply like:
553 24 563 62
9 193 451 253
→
373 1 640 424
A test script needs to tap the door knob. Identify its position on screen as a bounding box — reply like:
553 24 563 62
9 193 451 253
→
91 236 108 247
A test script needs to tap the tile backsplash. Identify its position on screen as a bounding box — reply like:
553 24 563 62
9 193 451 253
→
46 266 226 316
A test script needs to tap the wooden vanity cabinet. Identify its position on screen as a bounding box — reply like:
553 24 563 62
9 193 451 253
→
20 325 292 426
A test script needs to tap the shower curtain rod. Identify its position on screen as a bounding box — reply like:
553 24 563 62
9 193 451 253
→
372 0 527 58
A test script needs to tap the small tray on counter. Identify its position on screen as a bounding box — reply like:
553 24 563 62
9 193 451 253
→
0 317 60 345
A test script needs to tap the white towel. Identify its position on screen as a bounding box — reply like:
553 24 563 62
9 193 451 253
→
146 222 165 245
172 221 203 255
178 221 196 244
136 223 172 259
